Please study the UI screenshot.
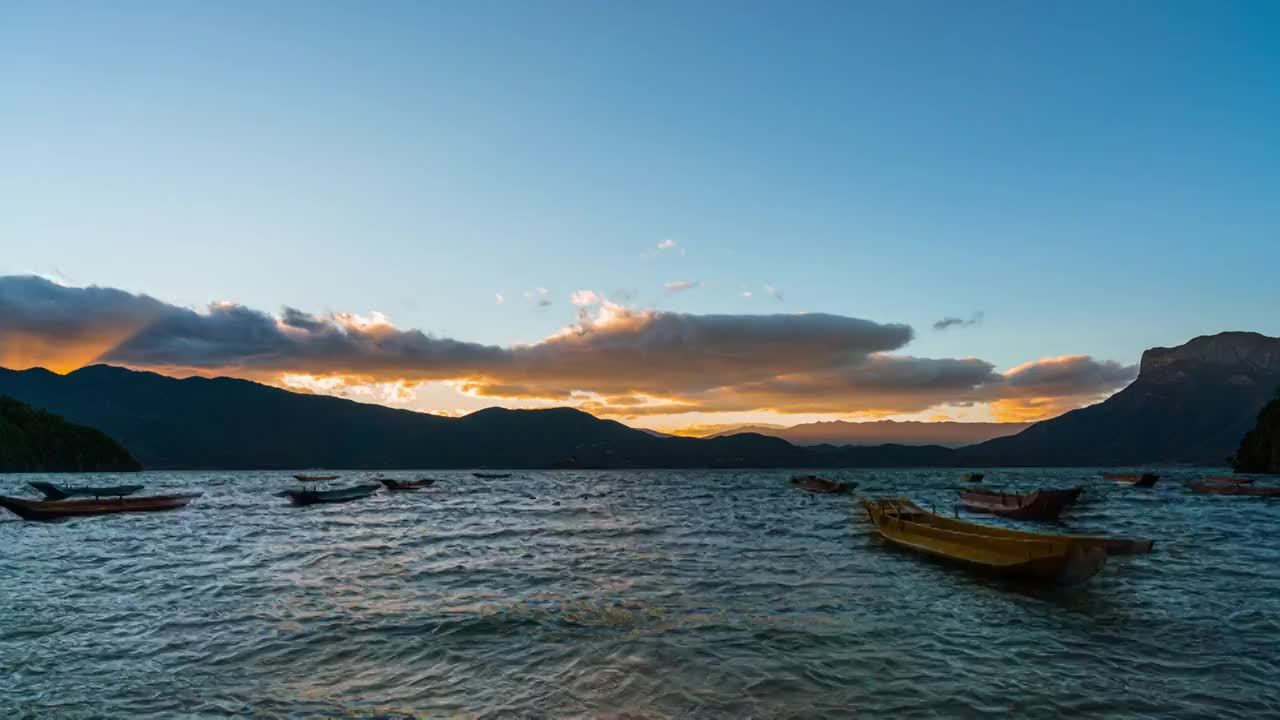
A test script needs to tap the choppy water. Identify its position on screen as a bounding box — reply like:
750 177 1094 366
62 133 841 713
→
2 468 1279 719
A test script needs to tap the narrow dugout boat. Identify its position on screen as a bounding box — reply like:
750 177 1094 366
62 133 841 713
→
790 475 855 494
958 486 1083 521
862 498 1107 586
1201 475 1253 485
293 474 340 482
472 473 512 479
280 483 380 506
961 473 984 482
27 481 144 500
379 478 436 491
1187 483 1280 497
1103 473 1159 488
869 498 1152 556
0 493 202 521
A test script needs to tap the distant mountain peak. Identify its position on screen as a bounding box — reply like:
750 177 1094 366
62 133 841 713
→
1140 331 1280 376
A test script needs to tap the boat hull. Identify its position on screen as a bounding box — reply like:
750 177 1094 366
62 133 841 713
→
790 476 854 494
1103 473 1159 488
0 493 202 521
27 482 145 500
282 483 380 506
1188 483 1280 497
863 499 1106 586
962 473 984 482
379 478 435 491
472 473 512 479
1201 475 1253 485
293 474 339 482
959 487 1082 521
896 498 1152 555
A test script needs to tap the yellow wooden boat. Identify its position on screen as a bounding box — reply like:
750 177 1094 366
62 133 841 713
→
863 498 1108 586
913 500 1154 556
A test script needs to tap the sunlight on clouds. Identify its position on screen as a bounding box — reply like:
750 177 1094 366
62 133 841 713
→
279 373 420 405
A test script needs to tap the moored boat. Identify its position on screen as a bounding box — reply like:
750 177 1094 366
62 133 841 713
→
1103 473 1159 488
472 473 512 479
958 486 1083 521
379 478 436 491
1202 475 1253 485
280 483 380 506
790 475 855 494
1187 483 1280 497
293 474 340 481
871 497 1151 555
27 481 145 500
962 473 984 482
862 498 1107 586
0 493 202 522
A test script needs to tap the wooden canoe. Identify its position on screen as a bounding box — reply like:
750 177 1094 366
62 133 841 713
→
0 493 202 521
961 473 984 482
958 486 1083 521
27 481 145 500
1103 473 1159 488
874 498 1153 556
379 478 436 491
1187 483 1280 497
280 483 380 506
1202 475 1253 485
790 475 855 494
862 498 1107 585
472 473 512 479
293 474 340 482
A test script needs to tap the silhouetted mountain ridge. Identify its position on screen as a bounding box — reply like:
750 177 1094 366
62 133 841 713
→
0 365 947 469
961 332 1280 466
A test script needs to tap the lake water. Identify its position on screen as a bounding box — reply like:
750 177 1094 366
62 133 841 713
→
2 469 1278 719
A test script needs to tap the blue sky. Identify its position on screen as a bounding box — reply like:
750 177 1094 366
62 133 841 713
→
2 1 1278 428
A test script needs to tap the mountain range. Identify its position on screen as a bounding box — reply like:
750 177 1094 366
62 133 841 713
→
0 365 953 470
704 420 1030 447
1 331 1276 470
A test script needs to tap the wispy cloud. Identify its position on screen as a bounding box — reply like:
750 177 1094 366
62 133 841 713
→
656 238 686 256
933 311 984 331
524 287 552 307
664 280 699 294
765 283 783 301
571 290 602 307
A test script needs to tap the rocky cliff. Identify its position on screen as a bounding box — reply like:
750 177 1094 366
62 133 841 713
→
963 332 1280 466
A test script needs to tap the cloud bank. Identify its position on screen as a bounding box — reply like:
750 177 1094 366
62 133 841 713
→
0 276 1137 421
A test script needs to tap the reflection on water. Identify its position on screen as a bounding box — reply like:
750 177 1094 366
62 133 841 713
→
2 469 1279 718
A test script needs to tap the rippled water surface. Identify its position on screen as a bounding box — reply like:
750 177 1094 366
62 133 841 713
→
3 469 1279 718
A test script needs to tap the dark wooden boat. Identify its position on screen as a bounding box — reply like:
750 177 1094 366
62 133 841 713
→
27 481 145 500
280 483 380 506
1103 473 1159 488
959 487 1083 521
379 478 436 491
1187 483 1280 497
1202 475 1253 485
0 493 202 521
472 473 512 479
962 473 984 482
293 474 340 481
790 475 855 494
